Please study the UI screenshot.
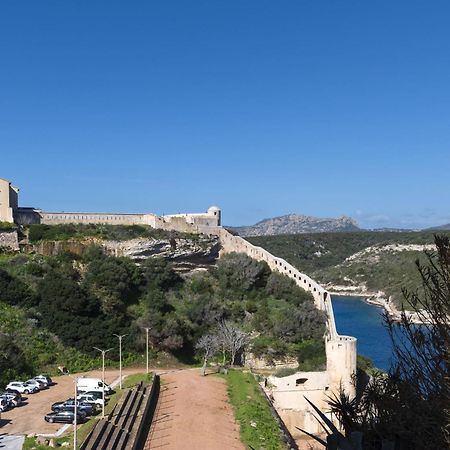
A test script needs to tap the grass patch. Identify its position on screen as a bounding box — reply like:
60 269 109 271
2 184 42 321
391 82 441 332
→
222 369 285 450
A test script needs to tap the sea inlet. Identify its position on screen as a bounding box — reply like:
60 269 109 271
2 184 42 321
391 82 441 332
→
331 295 393 371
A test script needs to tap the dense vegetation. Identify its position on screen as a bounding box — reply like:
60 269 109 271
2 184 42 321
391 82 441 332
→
0 245 325 386
248 231 450 306
27 223 197 243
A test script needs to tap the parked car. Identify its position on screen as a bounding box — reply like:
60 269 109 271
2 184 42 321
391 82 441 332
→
26 379 48 390
0 398 11 412
81 391 107 401
77 393 104 407
51 400 96 416
34 374 53 386
44 410 87 424
6 382 37 394
0 392 22 407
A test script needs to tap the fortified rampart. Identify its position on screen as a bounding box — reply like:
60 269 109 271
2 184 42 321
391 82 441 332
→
199 226 357 436
1 177 356 436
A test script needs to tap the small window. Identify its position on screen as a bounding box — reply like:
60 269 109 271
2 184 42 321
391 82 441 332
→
296 378 308 385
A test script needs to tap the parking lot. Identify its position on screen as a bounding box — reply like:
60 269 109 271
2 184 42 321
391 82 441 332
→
0 369 137 436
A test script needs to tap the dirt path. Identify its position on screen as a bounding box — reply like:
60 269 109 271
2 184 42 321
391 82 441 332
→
145 369 244 450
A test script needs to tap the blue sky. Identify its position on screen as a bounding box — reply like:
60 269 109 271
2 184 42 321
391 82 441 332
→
1 1 449 229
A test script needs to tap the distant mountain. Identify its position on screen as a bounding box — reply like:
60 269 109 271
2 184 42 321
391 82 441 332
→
229 214 360 237
423 223 450 231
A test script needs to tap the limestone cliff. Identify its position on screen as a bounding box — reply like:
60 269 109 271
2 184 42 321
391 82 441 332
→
0 229 19 251
22 235 220 271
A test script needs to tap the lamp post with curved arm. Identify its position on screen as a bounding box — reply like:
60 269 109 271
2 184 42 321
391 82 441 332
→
113 334 127 390
93 347 112 418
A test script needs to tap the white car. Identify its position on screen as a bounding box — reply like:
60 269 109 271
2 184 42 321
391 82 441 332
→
6 382 36 394
76 393 104 407
0 398 9 412
26 379 47 390
34 374 53 386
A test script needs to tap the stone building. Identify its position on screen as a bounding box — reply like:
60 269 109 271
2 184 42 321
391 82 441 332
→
0 178 221 229
0 178 19 223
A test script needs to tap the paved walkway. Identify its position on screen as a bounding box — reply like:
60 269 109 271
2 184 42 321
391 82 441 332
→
145 369 244 450
0 433 24 450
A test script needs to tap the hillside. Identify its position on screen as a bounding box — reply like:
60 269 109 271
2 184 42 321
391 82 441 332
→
247 231 450 307
230 214 360 236
424 222 450 231
0 224 326 386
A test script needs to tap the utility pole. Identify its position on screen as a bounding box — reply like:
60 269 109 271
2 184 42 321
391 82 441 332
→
113 334 127 390
144 328 151 374
93 347 112 418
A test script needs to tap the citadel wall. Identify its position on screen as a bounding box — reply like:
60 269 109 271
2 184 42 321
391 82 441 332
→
200 225 357 436
1 177 356 435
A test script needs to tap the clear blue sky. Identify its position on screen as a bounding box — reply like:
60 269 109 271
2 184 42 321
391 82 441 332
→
1 1 449 229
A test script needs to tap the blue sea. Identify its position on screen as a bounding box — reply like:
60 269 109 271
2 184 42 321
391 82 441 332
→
331 295 394 370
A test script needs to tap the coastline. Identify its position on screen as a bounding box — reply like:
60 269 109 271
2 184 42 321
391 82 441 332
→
327 286 427 324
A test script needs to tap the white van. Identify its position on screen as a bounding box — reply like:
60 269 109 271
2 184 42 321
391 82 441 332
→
76 378 112 394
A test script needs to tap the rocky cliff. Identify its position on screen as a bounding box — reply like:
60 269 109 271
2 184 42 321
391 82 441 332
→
231 214 360 237
0 229 19 251
22 235 221 271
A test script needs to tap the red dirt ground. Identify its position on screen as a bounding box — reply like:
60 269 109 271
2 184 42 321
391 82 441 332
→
145 369 245 450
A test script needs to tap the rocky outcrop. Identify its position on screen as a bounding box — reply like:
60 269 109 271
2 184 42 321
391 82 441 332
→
103 236 221 271
0 229 19 251
22 235 221 271
231 214 360 237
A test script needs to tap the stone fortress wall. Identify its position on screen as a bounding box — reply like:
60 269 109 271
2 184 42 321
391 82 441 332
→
1 177 355 435
200 225 357 436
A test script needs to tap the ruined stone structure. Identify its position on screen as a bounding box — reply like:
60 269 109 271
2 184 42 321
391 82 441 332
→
1 177 356 435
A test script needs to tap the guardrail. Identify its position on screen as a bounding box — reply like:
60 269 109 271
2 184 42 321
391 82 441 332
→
80 375 160 450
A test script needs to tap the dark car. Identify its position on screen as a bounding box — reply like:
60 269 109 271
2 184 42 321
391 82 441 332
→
45 410 87 424
51 400 96 416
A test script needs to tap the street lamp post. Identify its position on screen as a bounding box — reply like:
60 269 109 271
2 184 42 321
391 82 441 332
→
93 347 113 418
113 334 127 390
73 377 78 450
144 328 151 374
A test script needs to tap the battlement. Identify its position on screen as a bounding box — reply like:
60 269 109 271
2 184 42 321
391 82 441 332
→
0 178 221 229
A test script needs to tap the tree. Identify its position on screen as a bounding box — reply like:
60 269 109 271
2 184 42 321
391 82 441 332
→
217 321 249 366
215 252 270 291
195 334 219 376
385 234 450 448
